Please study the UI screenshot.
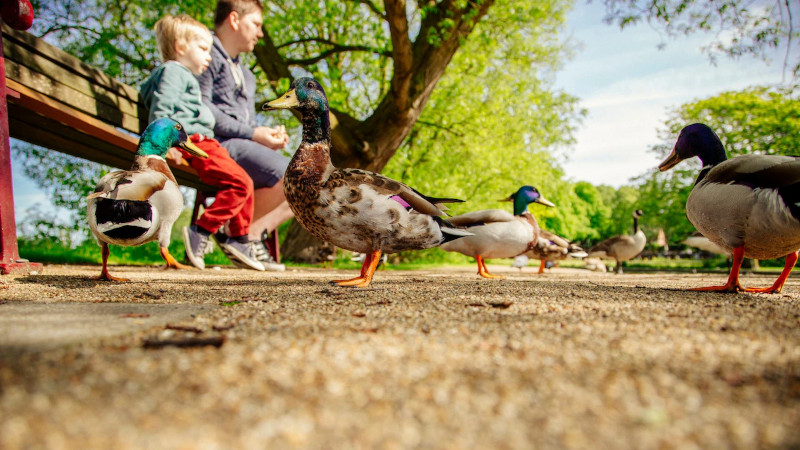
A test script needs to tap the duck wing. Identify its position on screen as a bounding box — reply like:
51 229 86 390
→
88 169 169 202
336 168 463 217
446 209 516 227
703 155 800 220
539 229 570 248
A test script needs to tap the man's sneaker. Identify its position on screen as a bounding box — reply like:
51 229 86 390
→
252 239 286 272
183 225 213 269
213 234 265 271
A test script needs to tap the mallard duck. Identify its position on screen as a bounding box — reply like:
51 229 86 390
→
659 123 800 293
87 118 208 281
525 229 587 274
263 77 471 287
587 210 646 274
439 186 555 279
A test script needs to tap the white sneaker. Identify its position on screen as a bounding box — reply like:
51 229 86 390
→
213 234 265 271
252 240 286 271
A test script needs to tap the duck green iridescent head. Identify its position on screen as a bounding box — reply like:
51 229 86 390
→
500 185 555 216
263 77 328 113
263 77 330 144
137 118 208 159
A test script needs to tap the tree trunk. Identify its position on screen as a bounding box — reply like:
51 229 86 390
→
281 220 337 264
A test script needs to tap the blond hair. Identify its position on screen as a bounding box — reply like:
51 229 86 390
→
154 14 212 62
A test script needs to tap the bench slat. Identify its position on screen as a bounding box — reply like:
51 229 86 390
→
1 24 140 102
4 41 144 134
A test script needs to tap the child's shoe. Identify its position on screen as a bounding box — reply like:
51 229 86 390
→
214 234 265 271
183 225 213 269
252 239 285 272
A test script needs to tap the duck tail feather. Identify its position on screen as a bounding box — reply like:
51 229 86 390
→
434 216 473 244
426 196 465 205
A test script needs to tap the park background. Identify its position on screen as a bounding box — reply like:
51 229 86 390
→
8 0 800 269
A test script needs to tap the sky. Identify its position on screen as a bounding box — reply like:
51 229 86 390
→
8 1 793 224
555 2 790 187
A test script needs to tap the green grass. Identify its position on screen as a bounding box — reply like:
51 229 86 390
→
26 236 780 274
18 237 232 267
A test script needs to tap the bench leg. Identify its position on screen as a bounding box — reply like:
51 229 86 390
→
0 32 41 275
190 191 212 225
264 230 280 263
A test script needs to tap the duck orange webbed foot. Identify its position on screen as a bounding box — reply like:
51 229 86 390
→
332 277 373 288
161 247 193 270
476 255 506 279
96 271 129 282
744 286 782 294
331 250 381 288
689 284 744 293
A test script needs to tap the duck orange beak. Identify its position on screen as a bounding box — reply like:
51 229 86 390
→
179 140 208 159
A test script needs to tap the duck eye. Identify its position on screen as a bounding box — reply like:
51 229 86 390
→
174 123 182 130
306 81 314 89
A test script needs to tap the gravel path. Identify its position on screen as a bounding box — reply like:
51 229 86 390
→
1 264 799 449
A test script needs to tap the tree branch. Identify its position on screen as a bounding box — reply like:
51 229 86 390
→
384 0 414 109
39 24 102 39
285 44 392 65
345 0 386 20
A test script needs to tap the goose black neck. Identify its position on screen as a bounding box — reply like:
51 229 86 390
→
633 216 639 234
301 107 331 145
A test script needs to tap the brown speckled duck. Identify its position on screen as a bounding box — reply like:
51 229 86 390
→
525 229 587 274
659 123 800 293
263 77 470 287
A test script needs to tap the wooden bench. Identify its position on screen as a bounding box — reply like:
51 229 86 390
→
0 23 278 273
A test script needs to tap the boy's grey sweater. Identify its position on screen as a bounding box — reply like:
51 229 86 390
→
196 35 258 141
139 61 215 137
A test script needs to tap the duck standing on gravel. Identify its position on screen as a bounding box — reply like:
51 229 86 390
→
525 229 587 274
87 118 209 281
263 77 470 288
586 210 646 274
658 123 800 293
439 186 555 279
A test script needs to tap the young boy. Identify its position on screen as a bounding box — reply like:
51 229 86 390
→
140 14 265 271
197 0 293 271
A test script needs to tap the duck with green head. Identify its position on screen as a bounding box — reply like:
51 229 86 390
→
439 186 555 279
87 117 208 281
263 77 471 288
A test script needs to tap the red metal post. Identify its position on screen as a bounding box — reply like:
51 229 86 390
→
0 6 41 275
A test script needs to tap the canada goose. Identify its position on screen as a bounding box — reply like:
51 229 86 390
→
587 210 646 274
